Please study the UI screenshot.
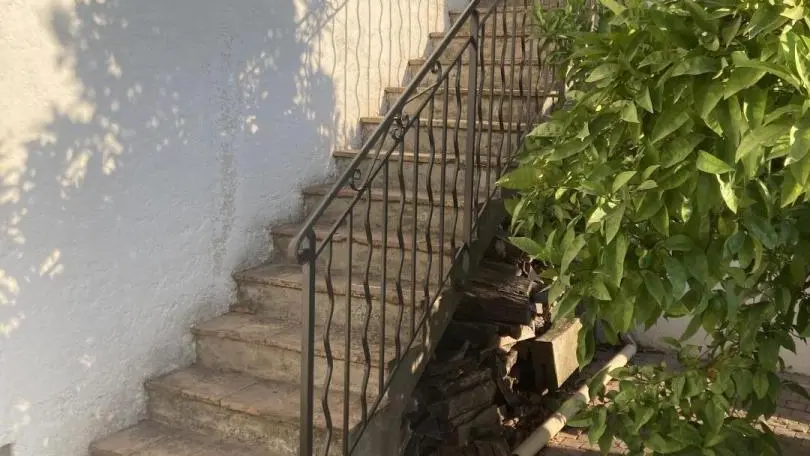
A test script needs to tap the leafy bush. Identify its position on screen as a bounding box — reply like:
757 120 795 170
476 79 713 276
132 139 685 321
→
505 0 810 453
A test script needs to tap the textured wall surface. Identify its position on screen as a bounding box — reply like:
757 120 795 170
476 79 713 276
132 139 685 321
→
0 0 463 454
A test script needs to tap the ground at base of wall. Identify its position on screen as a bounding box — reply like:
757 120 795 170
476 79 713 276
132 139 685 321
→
539 353 810 455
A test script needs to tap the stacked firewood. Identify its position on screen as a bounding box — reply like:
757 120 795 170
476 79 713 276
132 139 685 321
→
403 260 552 456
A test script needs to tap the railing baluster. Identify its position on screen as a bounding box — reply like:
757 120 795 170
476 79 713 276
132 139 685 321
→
300 229 316 456
463 12 479 243
411 119 421 340
343 211 353 456
379 159 388 400
322 239 336 456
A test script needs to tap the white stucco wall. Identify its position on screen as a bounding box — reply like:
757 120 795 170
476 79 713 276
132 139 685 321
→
0 0 465 454
635 319 810 376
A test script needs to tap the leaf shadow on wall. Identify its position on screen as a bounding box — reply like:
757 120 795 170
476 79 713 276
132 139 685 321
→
0 0 340 450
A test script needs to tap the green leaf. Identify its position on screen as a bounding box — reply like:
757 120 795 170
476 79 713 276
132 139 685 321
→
555 291 580 320
670 56 722 78
613 171 637 192
529 120 565 137
498 167 539 189
664 235 695 252
605 233 628 288
642 270 667 306
744 87 767 129
591 277 612 301
577 325 595 366
651 205 670 236
684 251 710 285
587 63 620 82
561 235 587 275
696 151 734 174
636 87 654 113
550 140 591 161
721 14 742 47
589 408 608 444
598 0 626 15
735 121 792 162
651 108 691 143
683 0 717 33
636 180 658 191
753 370 769 399
781 171 804 207
698 81 724 122
665 256 688 297
508 237 544 257
732 52 803 90
742 214 778 249
717 175 739 213
645 433 688 454
621 102 640 123
724 68 766 99
635 192 664 221
604 203 625 245
662 135 702 168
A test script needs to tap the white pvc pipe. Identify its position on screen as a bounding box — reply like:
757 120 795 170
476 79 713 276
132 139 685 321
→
512 336 638 456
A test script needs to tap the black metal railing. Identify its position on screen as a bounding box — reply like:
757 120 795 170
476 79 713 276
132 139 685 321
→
289 0 561 454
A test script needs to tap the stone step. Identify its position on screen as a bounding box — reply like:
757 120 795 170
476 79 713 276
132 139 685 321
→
382 86 557 123
146 366 357 456
427 31 543 62
193 312 408 396
90 420 270 456
406 57 555 91
271 220 457 284
301 183 477 237
359 116 525 161
450 7 536 37
331 148 502 195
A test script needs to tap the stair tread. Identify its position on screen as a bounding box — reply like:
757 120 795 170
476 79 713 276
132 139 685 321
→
333 149 504 169
384 86 554 96
90 420 270 456
273 220 460 253
147 366 361 430
303 182 480 207
360 115 522 130
234 263 437 306
409 56 543 66
193 312 404 366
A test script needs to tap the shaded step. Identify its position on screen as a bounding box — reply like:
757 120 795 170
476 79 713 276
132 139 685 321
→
406 57 555 91
146 366 356 456
271 221 458 284
90 420 269 456
450 7 536 37
193 312 408 396
359 116 525 161
427 31 545 62
301 183 476 237
331 148 503 195
382 86 557 122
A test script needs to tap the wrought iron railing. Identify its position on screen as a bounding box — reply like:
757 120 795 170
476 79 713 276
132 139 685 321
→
289 0 560 454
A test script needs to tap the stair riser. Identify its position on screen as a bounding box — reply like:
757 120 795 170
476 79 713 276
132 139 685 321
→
406 61 554 91
383 89 556 122
429 35 538 62
148 389 332 456
196 336 392 396
232 282 425 364
360 122 522 160
332 154 502 195
302 192 466 237
273 232 455 284
452 8 537 35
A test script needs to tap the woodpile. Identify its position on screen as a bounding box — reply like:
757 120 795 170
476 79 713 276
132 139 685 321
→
403 260 553 456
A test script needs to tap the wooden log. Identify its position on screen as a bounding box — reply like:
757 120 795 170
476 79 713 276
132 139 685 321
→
427 379 498 420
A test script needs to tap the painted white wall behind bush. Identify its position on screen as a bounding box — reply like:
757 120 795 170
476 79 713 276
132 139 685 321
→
0 0 464 454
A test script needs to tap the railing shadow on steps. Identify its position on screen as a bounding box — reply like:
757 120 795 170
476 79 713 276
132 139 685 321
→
288 0 562 454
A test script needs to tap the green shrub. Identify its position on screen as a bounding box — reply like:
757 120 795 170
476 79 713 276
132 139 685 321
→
505 0 810 453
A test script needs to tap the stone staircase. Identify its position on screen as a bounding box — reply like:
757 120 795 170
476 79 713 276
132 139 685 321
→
90 3 549 456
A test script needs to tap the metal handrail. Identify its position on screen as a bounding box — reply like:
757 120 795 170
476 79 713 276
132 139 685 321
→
291 1 559 454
